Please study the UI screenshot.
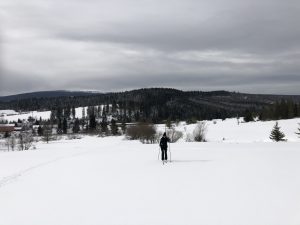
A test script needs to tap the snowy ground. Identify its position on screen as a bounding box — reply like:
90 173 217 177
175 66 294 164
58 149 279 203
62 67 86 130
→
0 106 109 122
0 132 300 225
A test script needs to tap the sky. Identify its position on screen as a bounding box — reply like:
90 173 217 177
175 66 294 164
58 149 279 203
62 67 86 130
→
0 0 300 96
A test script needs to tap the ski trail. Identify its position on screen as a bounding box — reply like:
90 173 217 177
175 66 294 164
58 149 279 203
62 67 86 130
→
0 138 123 189
0 150 93 189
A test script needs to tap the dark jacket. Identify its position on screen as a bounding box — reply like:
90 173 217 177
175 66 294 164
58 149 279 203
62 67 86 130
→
160 136 170 150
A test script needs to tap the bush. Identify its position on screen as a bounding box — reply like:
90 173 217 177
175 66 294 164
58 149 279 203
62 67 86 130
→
185 133 194 142
167 128 183 143
126 123 156 144
18 132 34 150
193 122 207 142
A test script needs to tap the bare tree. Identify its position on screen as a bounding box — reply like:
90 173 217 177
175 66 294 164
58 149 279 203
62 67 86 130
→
24 132 34 150
5 135 17 151
193 121 207 142
167 128 183 143
42 123 52 143
18 132 33 150
5 138 10 151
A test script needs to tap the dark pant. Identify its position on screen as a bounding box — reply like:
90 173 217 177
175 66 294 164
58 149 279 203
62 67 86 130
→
161 149 168 160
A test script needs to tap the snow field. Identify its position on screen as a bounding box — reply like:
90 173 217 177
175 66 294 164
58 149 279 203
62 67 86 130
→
0 106 112 122
157 118 300 143
0 136 300 225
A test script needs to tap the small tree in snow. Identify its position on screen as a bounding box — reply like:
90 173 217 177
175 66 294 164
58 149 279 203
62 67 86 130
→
42 123 52 143
18 132 33 150
166 128 183 143
296 123 300 138
5 135 16 151
269 122 286 142
193 121 207 142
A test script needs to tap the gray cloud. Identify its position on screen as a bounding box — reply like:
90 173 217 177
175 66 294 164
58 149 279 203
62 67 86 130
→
0 0 300 96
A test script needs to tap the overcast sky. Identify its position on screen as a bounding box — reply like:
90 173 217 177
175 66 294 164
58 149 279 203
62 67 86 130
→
0 0 300 96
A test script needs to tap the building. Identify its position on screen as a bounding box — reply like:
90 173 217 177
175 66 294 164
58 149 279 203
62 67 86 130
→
0 125 15 133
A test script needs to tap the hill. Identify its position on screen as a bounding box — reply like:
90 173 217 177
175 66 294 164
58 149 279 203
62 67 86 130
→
1 88 300 122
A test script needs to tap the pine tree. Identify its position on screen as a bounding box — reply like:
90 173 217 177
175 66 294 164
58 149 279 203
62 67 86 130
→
244 109 254 122
63 118 68 134
42 123 52 143
72 106 76 119
270 122 286 142
89 114 97 131
100 116 108 134
73 118 80 133
57 118 63 134
37 126 43 136
110 119 118 135
82 107 86 119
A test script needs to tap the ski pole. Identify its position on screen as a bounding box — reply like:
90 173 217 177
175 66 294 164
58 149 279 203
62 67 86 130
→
158 145 160 160
169 142 171 162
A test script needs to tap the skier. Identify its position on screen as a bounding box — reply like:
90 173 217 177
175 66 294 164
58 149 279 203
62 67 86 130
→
160 132 170 162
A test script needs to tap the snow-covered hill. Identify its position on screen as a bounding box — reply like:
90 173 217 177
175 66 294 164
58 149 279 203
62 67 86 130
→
157 118 300 143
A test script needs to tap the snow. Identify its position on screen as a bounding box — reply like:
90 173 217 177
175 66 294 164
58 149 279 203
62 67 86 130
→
0 110 18 115
157 118 300 142
0 118 300 225
1 110 51 122
1 105 109 122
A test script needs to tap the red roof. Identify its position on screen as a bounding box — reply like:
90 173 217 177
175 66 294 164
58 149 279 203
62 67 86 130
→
0 126 15 132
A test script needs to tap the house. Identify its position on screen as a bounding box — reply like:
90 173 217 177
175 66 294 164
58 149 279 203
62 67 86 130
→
0 125 15 133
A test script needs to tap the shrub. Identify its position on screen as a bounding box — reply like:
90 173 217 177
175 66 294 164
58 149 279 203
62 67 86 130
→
193 121 207 142
126 123 156 144
167 128 183 143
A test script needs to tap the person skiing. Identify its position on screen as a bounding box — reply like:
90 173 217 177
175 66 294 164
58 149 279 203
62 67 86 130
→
160 132 170 162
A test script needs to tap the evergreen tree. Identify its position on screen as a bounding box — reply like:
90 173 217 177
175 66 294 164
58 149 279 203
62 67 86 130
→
63 118 68 134
56 107 63 120
57 118 63 134
42 122 52 143
82 107 86 119
50 110 56 122
244 109 254 122
4 131 10 138
110 119 119 135
64 107 71 119
89 114 97 131
270 122 286 142
97 106 101 118
72 106 76 119
37 126 43 136
100 116 108 134
294 104 299 117
112 101 117 114
73 118 80 133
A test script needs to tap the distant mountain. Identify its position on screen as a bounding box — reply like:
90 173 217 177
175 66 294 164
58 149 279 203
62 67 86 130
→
0 90 100 102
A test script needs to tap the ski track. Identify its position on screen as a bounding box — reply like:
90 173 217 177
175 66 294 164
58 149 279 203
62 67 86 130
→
0 149 96 189
0 138 124 189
